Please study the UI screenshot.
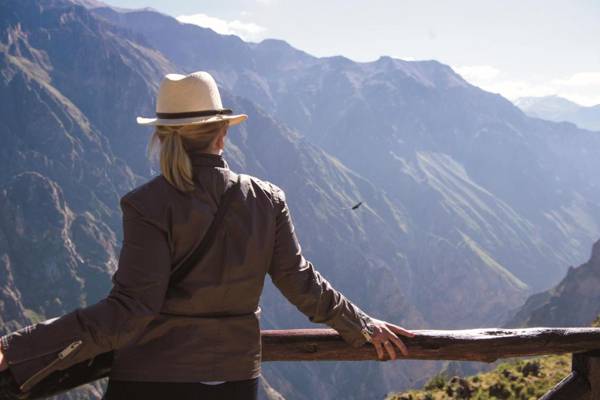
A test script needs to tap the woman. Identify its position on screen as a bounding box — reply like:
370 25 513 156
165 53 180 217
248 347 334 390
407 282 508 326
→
0 71 414 399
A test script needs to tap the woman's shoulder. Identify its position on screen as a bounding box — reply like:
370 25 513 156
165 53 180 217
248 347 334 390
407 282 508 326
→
119 172 287 215
119 175 172 217
240 173 286 206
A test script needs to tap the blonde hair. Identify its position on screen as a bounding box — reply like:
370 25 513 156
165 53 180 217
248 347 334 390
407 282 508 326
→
148 120 228 192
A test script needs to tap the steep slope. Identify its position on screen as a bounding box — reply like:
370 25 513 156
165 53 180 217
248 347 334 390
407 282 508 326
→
238 55 600 295
0 15 136 317
506 239 600 328
0 172 115 399
515 95 600 132
1 0 174 177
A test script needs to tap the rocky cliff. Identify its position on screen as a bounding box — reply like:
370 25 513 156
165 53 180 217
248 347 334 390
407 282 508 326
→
506 239 600 328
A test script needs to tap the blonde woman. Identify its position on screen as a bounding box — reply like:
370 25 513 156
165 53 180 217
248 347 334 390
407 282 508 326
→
0 71 414 399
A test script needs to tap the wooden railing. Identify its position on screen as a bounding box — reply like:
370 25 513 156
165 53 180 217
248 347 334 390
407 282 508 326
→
262 328 600 399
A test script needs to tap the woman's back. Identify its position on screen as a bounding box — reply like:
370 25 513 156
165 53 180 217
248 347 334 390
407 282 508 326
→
110 151 280 382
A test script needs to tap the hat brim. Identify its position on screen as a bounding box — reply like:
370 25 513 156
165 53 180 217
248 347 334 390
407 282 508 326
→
136 113 248 127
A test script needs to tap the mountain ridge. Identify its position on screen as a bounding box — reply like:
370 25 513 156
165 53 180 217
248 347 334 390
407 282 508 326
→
506 238 600 328
515 95 600 132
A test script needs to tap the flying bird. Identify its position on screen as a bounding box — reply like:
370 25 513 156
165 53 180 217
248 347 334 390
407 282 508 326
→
351 201 363 210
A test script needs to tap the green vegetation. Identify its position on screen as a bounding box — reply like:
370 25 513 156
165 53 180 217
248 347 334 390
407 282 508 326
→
387 316 600 399
386 355 570 399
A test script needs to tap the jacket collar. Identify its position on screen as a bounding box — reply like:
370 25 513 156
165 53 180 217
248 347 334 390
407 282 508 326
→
188 151 229 169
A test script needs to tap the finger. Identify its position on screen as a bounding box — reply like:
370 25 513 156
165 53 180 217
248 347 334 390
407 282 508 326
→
387 323 416 338
387 323 415 337
383 340 396 360
384 329 409 356
396 338 409 357
373 341 384 360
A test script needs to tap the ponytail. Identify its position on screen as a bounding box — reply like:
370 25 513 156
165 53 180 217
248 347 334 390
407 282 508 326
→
148 121 228 192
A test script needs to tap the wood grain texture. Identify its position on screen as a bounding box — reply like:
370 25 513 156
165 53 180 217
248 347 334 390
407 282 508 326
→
261 328 600 363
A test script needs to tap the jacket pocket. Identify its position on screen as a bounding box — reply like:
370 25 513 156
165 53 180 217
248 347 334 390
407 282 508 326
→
16 339 83 393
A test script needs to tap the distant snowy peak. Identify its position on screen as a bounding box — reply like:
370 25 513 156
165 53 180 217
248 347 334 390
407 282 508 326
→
515 95 582 115
515 95 600 132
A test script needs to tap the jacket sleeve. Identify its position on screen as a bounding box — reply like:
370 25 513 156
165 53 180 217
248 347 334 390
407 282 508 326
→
267 185 374 348
0 195 172 391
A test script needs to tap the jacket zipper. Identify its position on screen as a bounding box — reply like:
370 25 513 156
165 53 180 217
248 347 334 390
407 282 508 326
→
7 338 80 365
19 340 83 393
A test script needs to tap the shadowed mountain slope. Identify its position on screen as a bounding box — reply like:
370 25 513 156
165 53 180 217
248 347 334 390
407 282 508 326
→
506 239 600 328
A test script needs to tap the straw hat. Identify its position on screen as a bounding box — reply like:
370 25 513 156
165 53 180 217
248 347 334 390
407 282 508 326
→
136 71 248 126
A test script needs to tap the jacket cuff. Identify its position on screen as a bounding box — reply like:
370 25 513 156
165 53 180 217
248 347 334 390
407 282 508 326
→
0 312 86 389
1 334 11 354
335 303 374 348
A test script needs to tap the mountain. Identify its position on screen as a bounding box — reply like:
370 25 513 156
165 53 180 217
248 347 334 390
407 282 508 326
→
506 239 600 328
515 95 600 132
2 1 600 399
94 6 600 307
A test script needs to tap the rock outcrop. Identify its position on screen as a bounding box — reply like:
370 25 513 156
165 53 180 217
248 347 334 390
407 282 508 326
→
507 239 600 328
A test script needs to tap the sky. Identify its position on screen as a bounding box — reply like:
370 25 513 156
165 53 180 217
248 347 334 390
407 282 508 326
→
102 0 600 106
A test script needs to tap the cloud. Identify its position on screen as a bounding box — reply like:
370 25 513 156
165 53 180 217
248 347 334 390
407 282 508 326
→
389 55 416 61
176 13 267 42
551 72 600 87
453 65 500 82
452 65 600 106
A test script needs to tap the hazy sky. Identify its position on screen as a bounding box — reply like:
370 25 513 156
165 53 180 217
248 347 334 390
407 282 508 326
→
102 0 600 106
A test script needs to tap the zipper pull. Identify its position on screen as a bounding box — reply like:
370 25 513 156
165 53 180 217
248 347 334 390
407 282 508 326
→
19 340 83 393
58 340 83 359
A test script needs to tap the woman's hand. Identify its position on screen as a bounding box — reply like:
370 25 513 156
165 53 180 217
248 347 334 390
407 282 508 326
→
368 318 416 361
0 347 8 371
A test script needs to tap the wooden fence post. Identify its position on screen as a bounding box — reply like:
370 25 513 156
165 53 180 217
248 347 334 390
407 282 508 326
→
574 350 600 400
540 350 600 400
